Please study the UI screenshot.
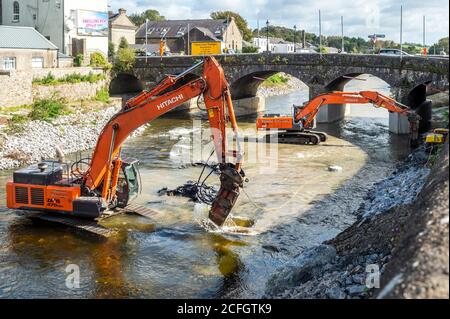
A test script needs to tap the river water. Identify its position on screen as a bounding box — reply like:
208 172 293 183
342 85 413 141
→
0 76 412 298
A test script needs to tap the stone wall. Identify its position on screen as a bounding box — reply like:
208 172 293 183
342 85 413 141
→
32 67 104 80
0 67 107 108
0 70 32 108
32 79 108 102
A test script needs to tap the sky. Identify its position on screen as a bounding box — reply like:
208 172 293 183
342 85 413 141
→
109 0 449 45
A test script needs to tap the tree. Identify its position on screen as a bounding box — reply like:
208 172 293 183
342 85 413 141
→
119 37 129 49
108 41 116 59
113 48 136 73
210 11 252 42
129 9 165 26
437 37 449 54
242 46 259 53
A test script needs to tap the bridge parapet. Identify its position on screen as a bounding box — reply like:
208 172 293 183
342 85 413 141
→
128 53 449 132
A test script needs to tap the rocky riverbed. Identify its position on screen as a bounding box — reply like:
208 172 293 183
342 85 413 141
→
264 142 449 299
257 75 308 98
0 102 146 171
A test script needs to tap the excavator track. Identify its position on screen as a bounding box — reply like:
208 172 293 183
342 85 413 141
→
28 212 117 238
266 132 322 145
23 204 159 238
116 203 160 219
303 130 328 142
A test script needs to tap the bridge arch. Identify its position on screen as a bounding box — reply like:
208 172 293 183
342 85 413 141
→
110 73 144 95
229 70 310 100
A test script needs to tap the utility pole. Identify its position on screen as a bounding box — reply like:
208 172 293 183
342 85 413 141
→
319 10 322 56
341 16 344 53
303 29 306 49
145 18 148 63
400 5 403 60
293 25 297 53
187 23 190 55
423 15 427 56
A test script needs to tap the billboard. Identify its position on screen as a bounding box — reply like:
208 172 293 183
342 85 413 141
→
191 42 222 55
77 10 108 37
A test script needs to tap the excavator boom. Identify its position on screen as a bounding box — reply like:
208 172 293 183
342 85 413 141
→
6 57 244 227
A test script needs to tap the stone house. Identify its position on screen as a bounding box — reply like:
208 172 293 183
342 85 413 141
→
109 8 136 50
0 25 58 70
135 18 243 54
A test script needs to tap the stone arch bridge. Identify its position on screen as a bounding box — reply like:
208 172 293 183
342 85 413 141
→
115 53 449 133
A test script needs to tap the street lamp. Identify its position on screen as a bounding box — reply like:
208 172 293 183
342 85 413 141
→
293 25 297 53
266 20 270 52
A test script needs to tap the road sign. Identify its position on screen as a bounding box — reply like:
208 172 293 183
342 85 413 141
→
191 42 222 56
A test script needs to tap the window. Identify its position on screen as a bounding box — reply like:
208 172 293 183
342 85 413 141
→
13 1 19 22
3 57 16 70
32 57 44 68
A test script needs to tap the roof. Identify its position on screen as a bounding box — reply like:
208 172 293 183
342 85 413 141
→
189 26 221 42
0 25 58 50
136 19 229 39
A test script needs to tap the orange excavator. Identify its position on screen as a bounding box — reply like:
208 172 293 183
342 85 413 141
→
6 57 244 229
256 91 421 146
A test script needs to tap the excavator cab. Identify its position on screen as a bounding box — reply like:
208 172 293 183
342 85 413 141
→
116 160 140 208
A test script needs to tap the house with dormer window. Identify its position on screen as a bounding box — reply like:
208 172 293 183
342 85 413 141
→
135 18 242 54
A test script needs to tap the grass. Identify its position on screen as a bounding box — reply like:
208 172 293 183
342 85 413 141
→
95 87 110 103
0 104 32 114
262 73 290 87
33 72 106 86
5 114 29 134
29 97 68 121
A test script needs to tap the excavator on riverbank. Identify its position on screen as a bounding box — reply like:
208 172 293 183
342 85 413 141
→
256 91 421 146
6 57 245 233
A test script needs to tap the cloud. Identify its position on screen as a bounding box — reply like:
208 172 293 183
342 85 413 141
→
109 0 449 44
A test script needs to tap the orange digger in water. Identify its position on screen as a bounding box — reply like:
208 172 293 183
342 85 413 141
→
256 91 421 146
6 57 245 230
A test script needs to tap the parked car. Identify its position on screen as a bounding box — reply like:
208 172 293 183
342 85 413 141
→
135 50 157 57
379 48 411 56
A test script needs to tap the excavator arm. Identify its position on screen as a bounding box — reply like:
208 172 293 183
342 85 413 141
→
82 57 244 226
295 91 420 130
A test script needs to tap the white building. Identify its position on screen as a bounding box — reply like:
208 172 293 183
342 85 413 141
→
252 37 296 53
0 0 108 57
271 40 295 54
252 37 270 53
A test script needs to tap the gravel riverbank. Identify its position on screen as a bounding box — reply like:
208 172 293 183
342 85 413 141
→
264 142 449 299
0 101 146 171
257 75 308 98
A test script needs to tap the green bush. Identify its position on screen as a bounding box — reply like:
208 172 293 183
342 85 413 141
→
119 37 129 49
29 98 67 121
113 48 136 73
108 41 116 59
33 72 106 85
74 54 84 67
264 73 290 86
95 87 110 103
33 72 56 85
9 114 29 124
90 52 108 67
242 46 259 53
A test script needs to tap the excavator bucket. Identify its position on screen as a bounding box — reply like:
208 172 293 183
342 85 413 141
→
208 164 244 226
408 114 421 148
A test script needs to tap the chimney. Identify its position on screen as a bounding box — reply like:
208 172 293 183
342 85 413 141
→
119 8 126 15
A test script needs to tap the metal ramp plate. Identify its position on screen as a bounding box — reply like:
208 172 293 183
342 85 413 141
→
120 203 160 219
30 213 117 238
